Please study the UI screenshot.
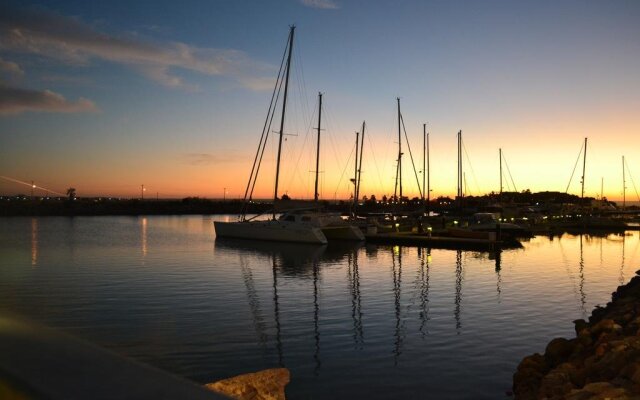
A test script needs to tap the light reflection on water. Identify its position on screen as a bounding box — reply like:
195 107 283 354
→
1 216 639 399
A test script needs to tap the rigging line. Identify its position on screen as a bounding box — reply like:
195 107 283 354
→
382 107 397 195
461 138 481 196
242 32 289 207
501 160 513 192
502 150 518 193
367 132 385 196
323 102 347 173
335 144 356 200
565 141 585 194
247 68 286 207
293 35 311 125
624 158 640 202
285 98 317 198
400 113 423 198
323 103 352 197
290 40 311 145
280 46 310 178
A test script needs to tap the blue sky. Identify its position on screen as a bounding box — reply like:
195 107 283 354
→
1 0 639 200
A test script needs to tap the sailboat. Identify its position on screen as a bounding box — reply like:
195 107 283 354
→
279 92 364 241
214 26 328 244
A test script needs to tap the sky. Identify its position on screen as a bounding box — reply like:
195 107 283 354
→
1 0 639 201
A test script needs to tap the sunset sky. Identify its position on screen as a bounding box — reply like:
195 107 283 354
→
1 0 639 201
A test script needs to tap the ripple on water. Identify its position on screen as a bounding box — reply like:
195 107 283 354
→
1 217 639 399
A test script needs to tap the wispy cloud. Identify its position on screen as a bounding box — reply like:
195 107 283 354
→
40 74 92 86
183 153 217 166
0 82 97 115
0 6 274 91
300 0 339 9
181 153 240 166
0 57 23 76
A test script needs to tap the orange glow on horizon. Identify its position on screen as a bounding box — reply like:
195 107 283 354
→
2 110 639 202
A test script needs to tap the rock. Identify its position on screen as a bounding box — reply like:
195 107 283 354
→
538 366 574 399
513 266 640 399
205 368 290 400
566 381 631 400
513 353 549 399
545 337 575 367
574 319 589 335
591 319 622 339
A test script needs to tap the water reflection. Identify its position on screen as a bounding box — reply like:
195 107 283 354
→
392 246 404 365
31 218 38 266
620 233 626 286
215 239 327 275
558 235 585 316
209 230 640 394
141 217 148 258
454 250 463 334
214 238 365 372
578 235 587 318
7 216 640 399
347 250 363 348
549 232 640 318
240 256 268 346
272 256 283 367
313 260 321 375
416 247 430 337
490 249 502 302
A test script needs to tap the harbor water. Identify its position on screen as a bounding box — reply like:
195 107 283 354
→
1 215 639 399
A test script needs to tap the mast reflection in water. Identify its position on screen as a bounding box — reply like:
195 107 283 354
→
1 216 640 399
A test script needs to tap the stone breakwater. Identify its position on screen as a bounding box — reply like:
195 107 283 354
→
513 270 640 399
206 368 290 400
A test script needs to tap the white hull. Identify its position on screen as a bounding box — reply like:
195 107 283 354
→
214 220 328 244
321 225 365 241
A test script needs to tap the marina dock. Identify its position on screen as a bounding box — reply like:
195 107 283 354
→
364 232 521 251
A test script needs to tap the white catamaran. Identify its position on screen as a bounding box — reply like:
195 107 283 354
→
214 26 329 244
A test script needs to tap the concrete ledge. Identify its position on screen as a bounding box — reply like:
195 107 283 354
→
0 314 229 400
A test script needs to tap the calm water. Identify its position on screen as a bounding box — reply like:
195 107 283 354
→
1 216 639 399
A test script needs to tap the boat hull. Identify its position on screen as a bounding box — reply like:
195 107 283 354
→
321 225 365 241
214 220 328 244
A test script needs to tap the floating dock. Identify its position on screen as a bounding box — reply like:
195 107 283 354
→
364 232 521 251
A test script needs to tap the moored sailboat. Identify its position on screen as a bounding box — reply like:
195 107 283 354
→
214 26 328 244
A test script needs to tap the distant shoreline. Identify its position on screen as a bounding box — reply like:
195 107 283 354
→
0 198 267 217
1 191 637 217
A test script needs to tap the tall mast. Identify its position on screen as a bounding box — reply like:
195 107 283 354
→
499 148 503 196
623 155 626 211
273 26 295 218
396 98 403 201
356 121 365 206
422 123 426 204
314 92 322 202
581 137 587 202
457 130 463 202
353 131 360 210
427 130 430 215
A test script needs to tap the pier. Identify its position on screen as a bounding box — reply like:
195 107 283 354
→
364 232 520 251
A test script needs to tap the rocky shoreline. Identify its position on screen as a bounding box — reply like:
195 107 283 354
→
206 368 290 400
513 270 640 399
